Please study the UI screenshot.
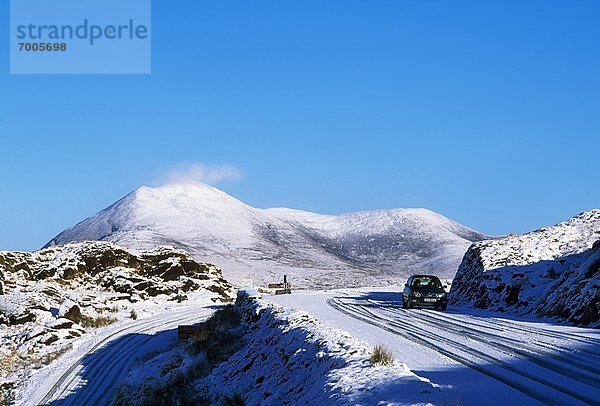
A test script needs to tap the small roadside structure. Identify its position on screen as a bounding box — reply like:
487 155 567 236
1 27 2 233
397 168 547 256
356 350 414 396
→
178 325 200 339
268 275 292 295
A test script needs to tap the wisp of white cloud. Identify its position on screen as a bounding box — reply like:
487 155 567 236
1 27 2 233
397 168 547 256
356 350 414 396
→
155 162 244 186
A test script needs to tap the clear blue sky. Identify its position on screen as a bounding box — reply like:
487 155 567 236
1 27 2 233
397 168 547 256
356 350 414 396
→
1 0 599 251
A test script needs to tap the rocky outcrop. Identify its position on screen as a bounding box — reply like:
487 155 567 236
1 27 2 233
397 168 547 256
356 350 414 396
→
450 210 600 326
0 241 234 328
0 294 50 325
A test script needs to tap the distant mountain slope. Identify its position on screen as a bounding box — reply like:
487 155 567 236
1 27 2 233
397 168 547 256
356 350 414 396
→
47 183 486 288
450 210 600 326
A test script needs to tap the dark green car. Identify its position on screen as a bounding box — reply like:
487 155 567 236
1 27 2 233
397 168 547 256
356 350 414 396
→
402 275 448 310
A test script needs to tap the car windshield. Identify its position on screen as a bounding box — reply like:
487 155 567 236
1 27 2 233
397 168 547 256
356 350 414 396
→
412 277 442 289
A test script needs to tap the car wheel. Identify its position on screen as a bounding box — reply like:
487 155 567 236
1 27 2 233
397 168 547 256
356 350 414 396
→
440 304 447 311
406 297 412 309
402 297 407 309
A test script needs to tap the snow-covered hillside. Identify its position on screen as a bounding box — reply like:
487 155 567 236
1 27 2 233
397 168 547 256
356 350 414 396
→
450 210 600 326
47 183 486 288
0 241 233 401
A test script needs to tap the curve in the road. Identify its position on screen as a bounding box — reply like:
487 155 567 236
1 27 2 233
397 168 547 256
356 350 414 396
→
328 297 600 406
442 308 600 352
39 308 211 405
392 304 600 380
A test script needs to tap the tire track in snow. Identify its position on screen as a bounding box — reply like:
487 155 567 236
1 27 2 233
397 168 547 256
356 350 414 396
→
39 308 212 405
378 305 600 389
67 312 199 405
366 302 600 403
367 300 600 381
398 306 600 378
40 316 168 404
328 297 600 406
442 309 600 353
77 313 200 405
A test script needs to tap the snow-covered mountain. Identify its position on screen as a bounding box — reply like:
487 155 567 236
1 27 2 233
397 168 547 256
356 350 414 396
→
47 183 486 288
450 210 600 326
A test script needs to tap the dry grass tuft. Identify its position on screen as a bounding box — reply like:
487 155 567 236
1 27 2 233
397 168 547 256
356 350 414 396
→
32 345 73 368
0 351 27 375
370 344 394 366
0 344 73 404
77 314 118 328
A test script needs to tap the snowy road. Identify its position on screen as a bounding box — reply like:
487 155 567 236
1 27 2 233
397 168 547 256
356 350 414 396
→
21 288 600 405
270 289 600 406
27 306 214 405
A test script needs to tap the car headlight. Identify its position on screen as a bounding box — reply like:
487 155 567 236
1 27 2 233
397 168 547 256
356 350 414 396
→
436 293 446 298
413 292 421 297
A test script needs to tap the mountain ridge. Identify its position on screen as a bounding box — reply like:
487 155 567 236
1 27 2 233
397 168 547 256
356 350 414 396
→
47 182 487 288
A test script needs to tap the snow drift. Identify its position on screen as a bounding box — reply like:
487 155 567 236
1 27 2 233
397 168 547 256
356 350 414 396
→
450 210 600 326
46 182 486 288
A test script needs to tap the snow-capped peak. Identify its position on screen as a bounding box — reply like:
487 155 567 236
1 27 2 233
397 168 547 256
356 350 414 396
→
47 182 487 288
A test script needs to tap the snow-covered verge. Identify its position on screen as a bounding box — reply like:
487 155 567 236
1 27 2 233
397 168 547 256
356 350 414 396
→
0 241 234 403
450 210 600 326
115 293 448 405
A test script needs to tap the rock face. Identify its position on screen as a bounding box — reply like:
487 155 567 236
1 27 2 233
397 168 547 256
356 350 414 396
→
450 210 600 326
45 182 486 288
0 241 234 327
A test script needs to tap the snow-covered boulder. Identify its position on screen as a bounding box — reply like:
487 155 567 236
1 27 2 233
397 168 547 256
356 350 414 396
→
46 318 76 330
450 210 600 326
0 295 37 325
0 294 50 326
22 318 86 346
30 284 63 303
58 299 81 322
